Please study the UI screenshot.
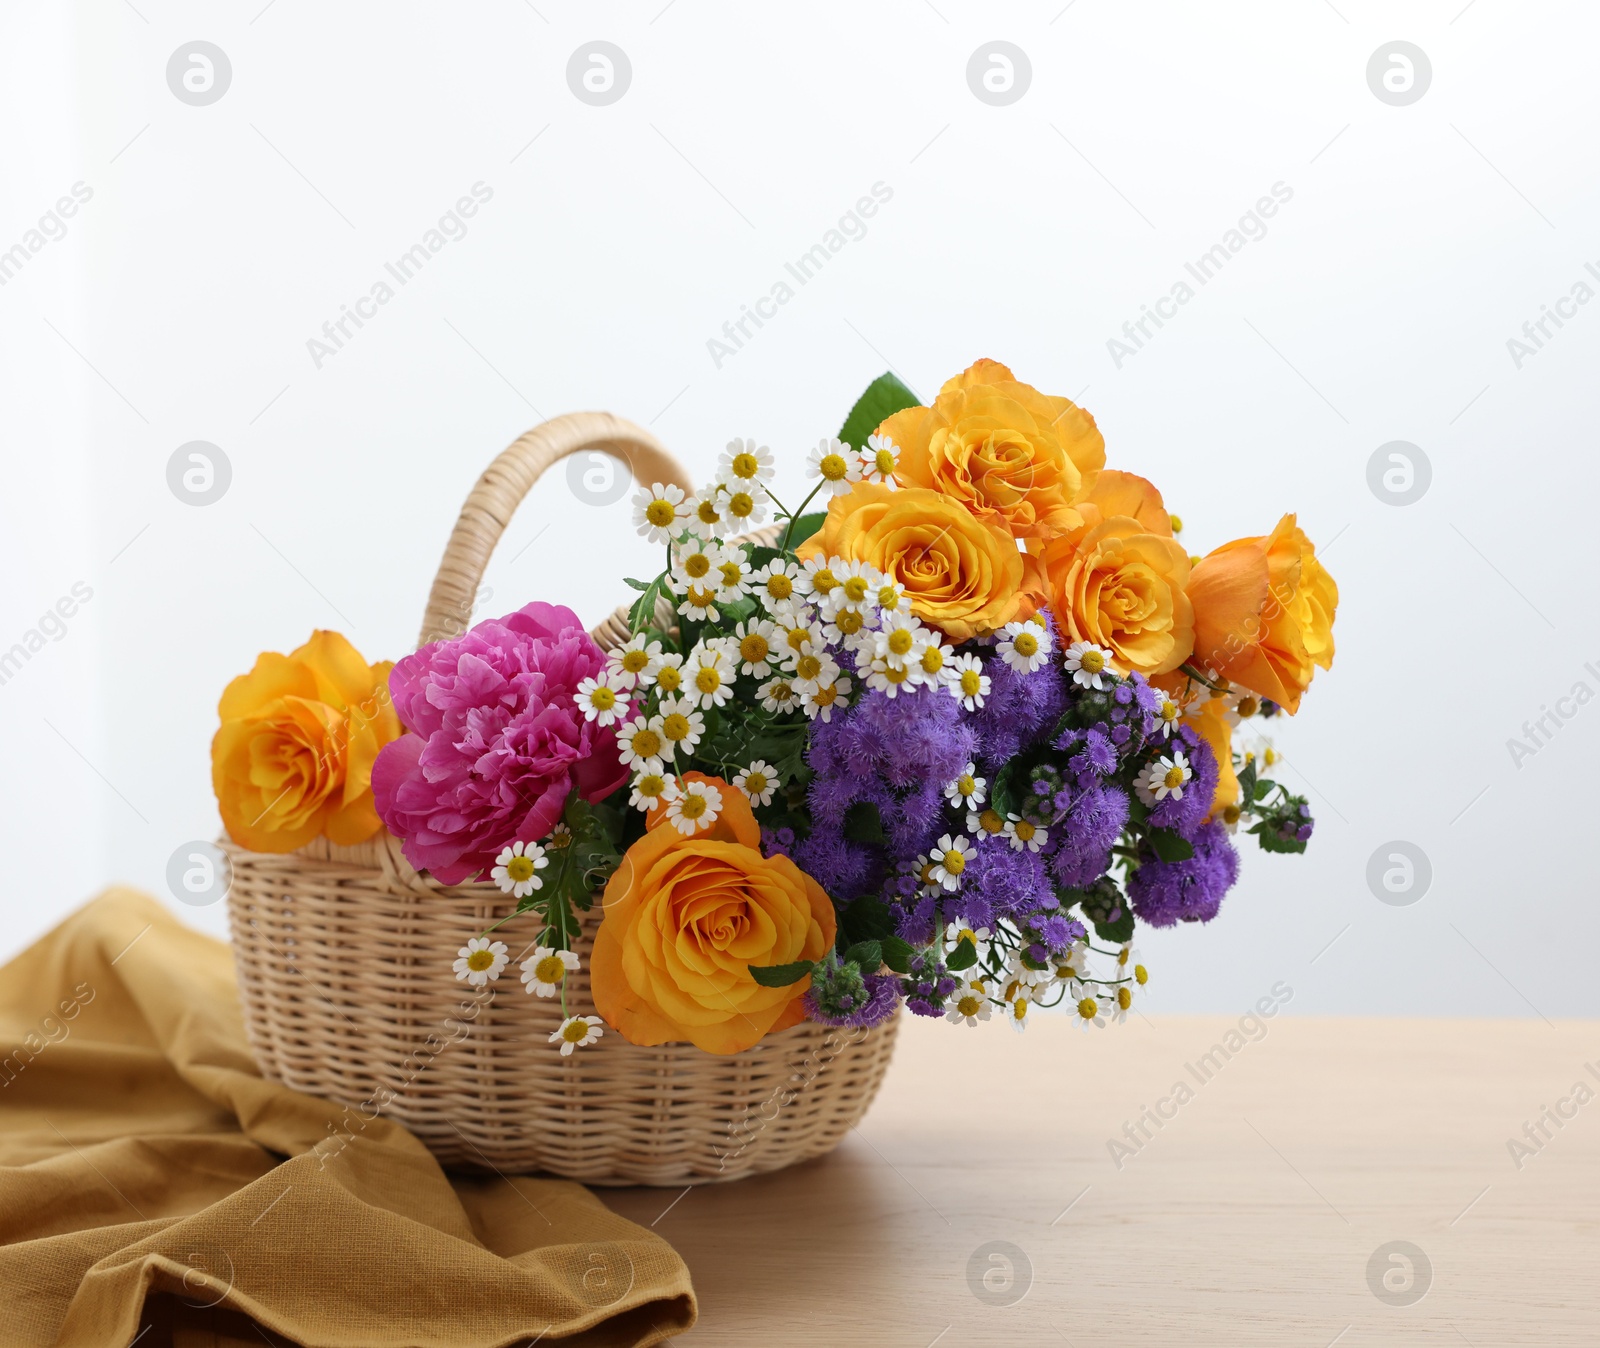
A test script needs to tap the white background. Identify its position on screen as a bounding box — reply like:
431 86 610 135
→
2 0 1596 1017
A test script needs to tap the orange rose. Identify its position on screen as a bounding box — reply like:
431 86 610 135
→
799 482 1024 640
212 631 399 852
879 358 1106 541
1187 514 1338 713
1186 695 1240 822
592 775 836 1055
1039 504 1194 676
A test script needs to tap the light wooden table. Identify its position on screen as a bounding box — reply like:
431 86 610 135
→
605 1013 1600 1346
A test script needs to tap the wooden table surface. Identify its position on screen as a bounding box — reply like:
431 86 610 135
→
605 1012 1600 1346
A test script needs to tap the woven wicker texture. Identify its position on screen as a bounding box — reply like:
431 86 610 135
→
226 414 899 1185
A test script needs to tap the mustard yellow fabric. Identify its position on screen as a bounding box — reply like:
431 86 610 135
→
0 889 695 1346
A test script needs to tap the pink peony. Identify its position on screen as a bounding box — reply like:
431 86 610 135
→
372 602 627 884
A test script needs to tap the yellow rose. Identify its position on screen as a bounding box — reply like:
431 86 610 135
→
591 775 837 1055
799 482 1024 640
1187 514 1338 713
1187 695 1240 822
879 358 1106 541
212 631 399 852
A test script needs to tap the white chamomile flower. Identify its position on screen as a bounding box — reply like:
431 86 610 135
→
757 674 801 715
771 607 821 660
800 672 851 723
787 647 836 695
944 921 991 950
730 618 778 678
1063 640 1115 690
968 807 1005 838
944 987 992 1028
711 544 753 601
733 759 779 806
871 573 910 615
676 582 720 622
629 770 675 812
948 653 991 711
1006 996 1030 1033
575 673 630 727
490 840 548 898
669 537 718 595
1241 734 1281 770
520 945 578 998
1003 815 1048 853
943 764 987 810
452 936 509 987
1075 994 1110 1031
1222 688 1266 728
656 696 705 757
550 1015 604 1056
828 559 882 615
998 619 1050 675
684 643 735 710
928 833 976 892
916 636 953 687
646 649 685 696
617 715 670 772
1153 688 1183 738
632 482 688 545
806 437 861 497
872 611 925 669
864 654 918 698
859 433 900 486
719 437 776 486
1114 942 1141 977
1136 751 1192 805
821 604 872 648
719 480 769 533
606 633 661 691
795 555 844 603
750 558 802 613
682 485 730 540
665 776 723 834
1111 985 1134 1024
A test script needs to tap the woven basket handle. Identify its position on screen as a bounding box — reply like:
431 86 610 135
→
416 413 694 649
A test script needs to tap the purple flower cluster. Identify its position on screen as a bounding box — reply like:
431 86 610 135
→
1129 820 1240 926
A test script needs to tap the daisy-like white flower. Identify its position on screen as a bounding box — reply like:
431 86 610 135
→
916 636 953 687
828 559 881 614
629 770 675 812
750 558 801 612
1218 801 1243 835
806 437 861 497
770 607 820 658
944 987 992 1028
632 482 687 545
948 653 991 711
520 945 579 998
1075 994 1109 1031
711 544 753 601
683 643 735 710
864 654 918 698
821 605 871 649
549 1015 604 1056
720 481 768 534
490 840 548 898
682 486 730 540
944 921 991 950
452 937 509 987
858 432 900 486
575 673 630 727
669 537 718 595
787 647 835 695
1111 985 1134 1024
872 612 925 669
646 649 685 696
1004 815 1048 853
546 821 573 852
734 759 779 806
967 806 1006 838
606 633 661 691
1063 640 1115 690
1136 751 1192 804
617 715 670 772
757 674 801 714
997 619 1050 675
795 555 843 603
943 764 987 810
871 574 910 615
1241 735 1281 769
800 672 851 723
676 583 720 622
928 833 976 892
665 776 723 834
1152 688 1183 738
656 696 706 758
1114 942 1141 979
718 437 776 486
729 618 778 678
1006 996 1030 1033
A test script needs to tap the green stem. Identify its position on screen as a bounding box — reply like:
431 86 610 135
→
1180 663 1229 692
779 480 828 553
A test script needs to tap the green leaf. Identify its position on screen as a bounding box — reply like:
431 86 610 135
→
843 940 882 971
622 576 652 593
748 545 784 570
880 934 915 974
1147 828 1195 864
749 959 816 988
785 512 827 550
946 936 978 972
838 371 921 453
841 896 895 947
1235 756 1257 807
1093 907 1136 944
842 800 887 846
718 595 759 626
627 574 672 634
1253 777 1275 803
1249 822 1307 855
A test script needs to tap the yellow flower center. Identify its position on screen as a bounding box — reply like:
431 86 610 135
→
630 728 662 758
835 609 864 635
1236 695 1260 718
880 663 910 684
921 862 937 884
637 774 666 798
811 568 839 594
1011 1000 1027 1022
960 669 982 696
1169 513 1184 534
534 954 566 984
646 499 676 527
767 681 794 704
1264 747 1281 766
560 1019 589 1044
1118 987 1132 1010
765 574 793 600
1117 948 1129 966
695 667 721 694
874 448 896 475
941 850 966 876
795 653 822 681
718 561 744 586
661 713 692 742
957 994 982 1017
812 683 838 708
684 553 711 578
1013 632 1039 658
685 585 717 609
696 499 721 524
505 855 536 883
958 928 978 945
1134 964 1148 985
547 829 571 850
785 627 811 652
589 686 616 711
877 584 900 608
727 491 755 519
655 666 682 692
842 576 869 603
1163 766 1186 789
1160 702 1180 723
467 949 495 972
744 771 769 795
819 453 848 481
1222 803 1241 825
732 451 759 479
1079 649 1106 674
887 629 913 656
920 646 945 675
740 634 769 664
957 775 975 797
621 649 649 673
979 809 1004 834
1077 998 1098 1020
1014 820 1035 842
678 792 708 820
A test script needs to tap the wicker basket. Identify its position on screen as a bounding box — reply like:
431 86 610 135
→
225 413 899 1185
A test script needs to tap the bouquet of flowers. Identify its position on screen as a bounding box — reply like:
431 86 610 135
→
213 359 1337 1060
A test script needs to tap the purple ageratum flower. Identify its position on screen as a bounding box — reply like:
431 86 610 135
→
805 970 902 1029
1051 784 1129 888
950 832 1055 931
1147 725 1220 839
1129 820 1240 927
372 602 627 884
968 646 1069 767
